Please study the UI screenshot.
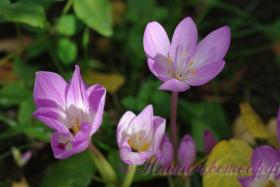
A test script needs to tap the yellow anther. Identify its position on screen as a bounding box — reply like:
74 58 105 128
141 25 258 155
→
127 133 151 152
167 56 173 64
265 180 276 187
70 118 81 135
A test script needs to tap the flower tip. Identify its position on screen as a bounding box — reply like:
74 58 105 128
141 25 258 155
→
142 104 154 115
181 16 194 23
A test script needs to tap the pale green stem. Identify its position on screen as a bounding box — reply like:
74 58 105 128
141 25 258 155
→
121 165 137 187
62 0 74 14
88 143 117 186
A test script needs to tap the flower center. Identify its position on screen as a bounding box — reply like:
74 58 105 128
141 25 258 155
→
264 180 277 187
127 132 151 152
167 45 195 80
69 118 81 135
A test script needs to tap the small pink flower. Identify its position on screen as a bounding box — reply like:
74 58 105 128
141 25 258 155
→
117 105 166 165
144 17 231 92
203 130 217 154
155 134 173 166
178 134 197 169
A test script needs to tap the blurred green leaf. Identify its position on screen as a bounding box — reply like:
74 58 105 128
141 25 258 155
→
17 0 53 9
56 38 77 65
18 96 35 125
26 37 49 59
73 0 112 37
180 101 230 138
0 82 28 107
121 79 170 117
21 121 50 142
56 14 77 37
0 2 47 28
0 0 9 6
41 151 96 187
14 58 37 86
82 28 90 49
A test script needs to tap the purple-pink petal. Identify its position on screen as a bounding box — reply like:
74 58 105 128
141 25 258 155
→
159 78 190 92
239 176 253 187
144 21 170 58
277 107 280 145
51 123 91 159
86 84 106 135
178 134 196 169
203 130 217 154
33 107 69 133
170 17 197 61
33 71 67 109
251 145 280 174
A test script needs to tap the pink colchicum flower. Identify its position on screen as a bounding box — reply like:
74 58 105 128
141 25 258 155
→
33 65 106 159
178 134 197 169
144 17 231 92
203 130 217 154
117 105 166 165
155 134 173 166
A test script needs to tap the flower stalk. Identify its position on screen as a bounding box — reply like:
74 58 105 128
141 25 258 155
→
121 165 137 187
88 143 117 186
170 92 178 153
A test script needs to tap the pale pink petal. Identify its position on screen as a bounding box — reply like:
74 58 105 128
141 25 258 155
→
185 60 225 86
119 144 153 165
144 21 170 58
116 111 136 146
170 17 197 60
126 105 153 135
159 79 190 92
150 116 166 154
192 26 230 67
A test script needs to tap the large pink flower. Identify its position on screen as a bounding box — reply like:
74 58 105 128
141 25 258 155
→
144 17 231 92
33 65 106 159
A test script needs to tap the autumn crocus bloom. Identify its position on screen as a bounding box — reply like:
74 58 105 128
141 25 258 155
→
117 105 166 165
239 108 280 187
33 66 106 159
156 134 173 166
144 17 231 92
178 134 196 170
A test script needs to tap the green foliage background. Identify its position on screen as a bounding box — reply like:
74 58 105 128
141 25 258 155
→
0 0 279 186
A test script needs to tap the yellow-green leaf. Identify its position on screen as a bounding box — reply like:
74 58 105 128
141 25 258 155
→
85 71 125 93
203 139 252 187
240 103 272 139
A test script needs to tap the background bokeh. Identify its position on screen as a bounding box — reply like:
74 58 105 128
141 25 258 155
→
0 0 279 186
